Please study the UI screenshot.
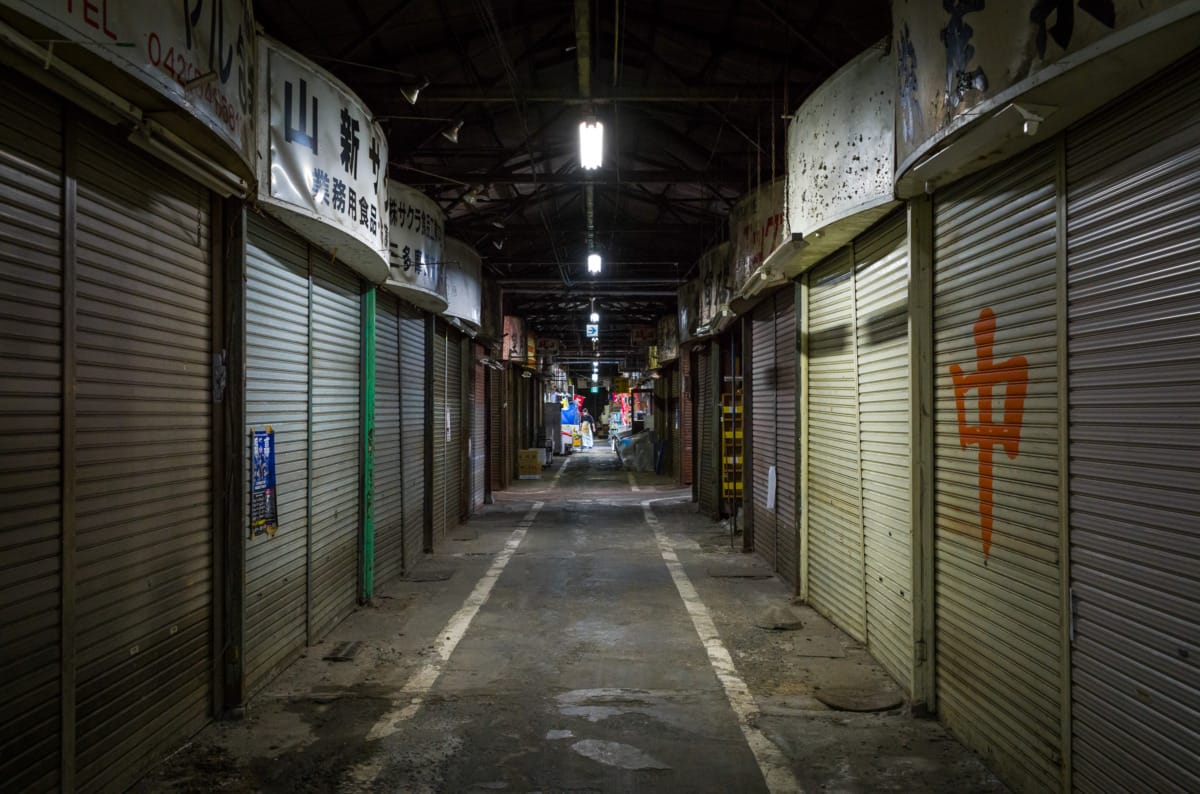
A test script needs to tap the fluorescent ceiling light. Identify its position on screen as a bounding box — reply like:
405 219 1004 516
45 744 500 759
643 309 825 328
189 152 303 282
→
579 120 603 169
587 253 602 273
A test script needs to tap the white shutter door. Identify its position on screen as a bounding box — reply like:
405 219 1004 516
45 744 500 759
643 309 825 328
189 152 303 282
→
244 214 310 695
446 328 464 528
472 347 486 512
431 323 448 543
1066 54 1200 794
374 291 403 586
774 286 798 588
933 143 1062 793
806 250 865 640
398 302 426 570
697 346 717 518
750 297 778 570
73 117 213 792
854 213 913 692
308 258 360 641
0 75 63 793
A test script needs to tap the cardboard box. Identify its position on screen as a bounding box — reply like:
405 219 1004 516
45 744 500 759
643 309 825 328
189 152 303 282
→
518 449 542 479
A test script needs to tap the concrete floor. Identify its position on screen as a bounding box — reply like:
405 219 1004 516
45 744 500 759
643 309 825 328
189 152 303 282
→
138 451 1007 793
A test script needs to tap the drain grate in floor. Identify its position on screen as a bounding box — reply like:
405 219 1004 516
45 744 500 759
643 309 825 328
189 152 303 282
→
322 641 364 662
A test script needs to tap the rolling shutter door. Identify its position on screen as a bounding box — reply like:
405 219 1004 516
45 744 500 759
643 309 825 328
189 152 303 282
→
750 298 778 571
681 350 692 485
446 329 464 527
854 214 912 691
472 347 486 512
398 302 426 569
374 291 403 586
0 76 63 793
1066 57 1200 794
933 143 1062 793
73 117 213 792
670 366 681 478
806 250 866 640
489 367 504 493
774 286 798 588
431 323 447 544
697 345 716 517
308 259 360 642
244 214 310 696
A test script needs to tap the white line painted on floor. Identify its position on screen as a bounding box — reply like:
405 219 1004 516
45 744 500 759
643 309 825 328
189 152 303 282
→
627 471 640 492
642 499 804 794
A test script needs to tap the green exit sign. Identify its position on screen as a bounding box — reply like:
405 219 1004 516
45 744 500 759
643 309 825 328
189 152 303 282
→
590 386 598 393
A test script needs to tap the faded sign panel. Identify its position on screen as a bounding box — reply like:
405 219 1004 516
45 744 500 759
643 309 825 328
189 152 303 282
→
678 278 701 344
893 0 1180 165
658 315 680 363
503 315 525 360
5 0 256 169
787 40 895 237
443 237 482 331
697 242 732 330
730 178 788 294
385 182 446 311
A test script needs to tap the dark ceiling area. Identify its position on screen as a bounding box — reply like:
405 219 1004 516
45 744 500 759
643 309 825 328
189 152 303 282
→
253 0 891 355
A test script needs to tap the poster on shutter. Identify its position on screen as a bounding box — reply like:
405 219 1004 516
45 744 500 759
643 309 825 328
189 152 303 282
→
384 182 446 311
730 178 787 294
259 37 388 281
443 237 483 331
249 427 278 538
657 315 680 363
4 0 256 170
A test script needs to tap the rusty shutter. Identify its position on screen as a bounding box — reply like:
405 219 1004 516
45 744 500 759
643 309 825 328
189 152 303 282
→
1066 55 1200 794
806 250 866 640
774 285 799 588
398 301 426 569
471 345 486 512
244 213 310 695
73 116 213 791
933 143 1063 792
431 322 448 544
696 344 717 518
308 257 360 641
750 297 778 571
0 75 63 793
446 326 464 527
854 213 913 692
374 290 403 586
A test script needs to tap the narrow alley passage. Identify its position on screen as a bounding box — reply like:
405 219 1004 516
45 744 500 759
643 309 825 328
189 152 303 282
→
138 451 1004 793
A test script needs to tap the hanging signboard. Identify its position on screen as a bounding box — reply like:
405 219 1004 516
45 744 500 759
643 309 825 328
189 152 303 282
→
3 0 256 172
614 376 631 394
678 277 701 344
249 426 278 539
657 315 680 363
697 242 732 331
384 182 447 312
525 333 537 366
631 325 656 345
503 315 525 360
730 178 787 294
586 324 599 338
536 338 560 355
443 237 482 332
258 36 389 282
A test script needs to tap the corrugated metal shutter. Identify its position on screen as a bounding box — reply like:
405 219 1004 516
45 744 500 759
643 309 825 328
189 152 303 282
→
774 286 798 588
933 143 1062 792
684 353 693 485
489 367 503 493
750 297 778 571
398 301 426 570
697 345 717 517
471 346 486 512
73 117 213 792
0 75 63 793
308 258 360 641
854 214 913 691
670 366 681 480
244 214 310 696
374 291 403 586
431 323 447 544
806 250 866 640
1066 57 1200 794
446 328 463 527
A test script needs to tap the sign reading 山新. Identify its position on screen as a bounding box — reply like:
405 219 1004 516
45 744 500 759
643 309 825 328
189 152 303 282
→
259 37 389 282
5 0 255 169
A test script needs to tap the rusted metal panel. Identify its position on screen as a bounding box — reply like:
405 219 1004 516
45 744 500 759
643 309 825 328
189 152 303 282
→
73 116 213 792
805 249 866 640
933 143 1062 793
307 256 360 642
398 301 427 569
0 73 63 794
244 213 310 696
1066 53 1200 794
374 290 404 587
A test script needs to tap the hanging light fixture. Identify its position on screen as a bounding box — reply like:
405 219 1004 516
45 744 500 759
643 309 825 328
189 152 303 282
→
589 298 599 323
440 120 463 144
587 253 602 274
579 117 603 169
592 372 599 383
400 78 430 105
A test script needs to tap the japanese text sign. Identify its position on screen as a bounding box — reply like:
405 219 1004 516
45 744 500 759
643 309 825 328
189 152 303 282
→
443 237 482 330
250 426 278 538
387 181 445 298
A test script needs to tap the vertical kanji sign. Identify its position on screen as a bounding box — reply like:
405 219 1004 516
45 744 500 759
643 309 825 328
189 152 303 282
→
250 426 278 539
950 307 1029 557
